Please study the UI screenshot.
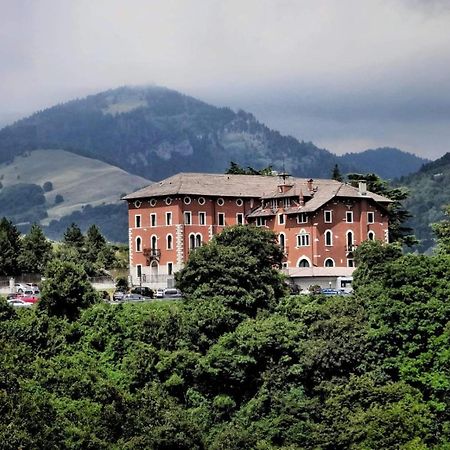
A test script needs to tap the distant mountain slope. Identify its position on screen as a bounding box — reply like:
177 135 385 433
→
398 152 450 252
0 86 346 180
0 149 150 225
0 86 428 181
339 147 429 179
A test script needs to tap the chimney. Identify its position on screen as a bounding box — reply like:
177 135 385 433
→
307 179 313 191
299 189 304 206
359 181 367 195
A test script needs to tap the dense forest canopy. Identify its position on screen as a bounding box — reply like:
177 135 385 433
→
1 221 450 448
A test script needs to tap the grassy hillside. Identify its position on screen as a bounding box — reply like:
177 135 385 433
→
0 149 150 225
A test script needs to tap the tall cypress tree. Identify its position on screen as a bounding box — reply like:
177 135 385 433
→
0 217 21 276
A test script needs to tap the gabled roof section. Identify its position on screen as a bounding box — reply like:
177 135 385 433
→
122 173 281 200
123 173 393 209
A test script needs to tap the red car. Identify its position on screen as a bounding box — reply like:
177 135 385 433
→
20 294 39 304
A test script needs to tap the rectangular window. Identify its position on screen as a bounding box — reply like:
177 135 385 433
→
278 214 285 225
256 217 267 227
271 199 278 209
297 233 310 247
347 259 355 268
297 213 308 224
218 213 225 226
150 213 157 227
283 198 291 208
367 212 375 224
166 212 172 226
236 213 244 225
135 215 141 228
324 210 332 223
167 262 173 276
346 211 353 223
199 212 206 225
184 212 192 225
136 264 142 278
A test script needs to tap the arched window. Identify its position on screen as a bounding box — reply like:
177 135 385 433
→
324 258 335 267
151 235 157 250
346 231 354 251
167 234 173 250
298 258 310 268
195 233 202 248
367 231 375 241
189 234 196 249
279 232 286 250
325 230 333 246
136 236 142 252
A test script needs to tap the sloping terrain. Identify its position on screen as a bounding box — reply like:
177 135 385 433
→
0 149 150 224
0 85 427 182
397 152 450 252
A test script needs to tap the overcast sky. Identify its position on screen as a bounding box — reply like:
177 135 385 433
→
1 0 450 159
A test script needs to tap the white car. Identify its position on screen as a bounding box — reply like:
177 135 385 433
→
15 283 29 293
155 288 165 298
7 299 32 308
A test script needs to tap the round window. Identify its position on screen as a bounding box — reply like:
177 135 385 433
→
165 197 172 206
184 196 191 205
134 200 142 208
198 197 206 205
217 198 225 206
149 199 157 207
236 198 243 207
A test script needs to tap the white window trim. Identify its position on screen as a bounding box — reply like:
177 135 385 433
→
199 211 207 226
135 214 142 228
297 256 311 268
367 231 376 241
217 198 225 206
325 229 333 246
135 236 142 252
236 213 244 225
346 211 354 223
324 258 335 267
136 264 142 278
324 210 333 223
297 213 308 224
184 211 192 225
218 212 225 226
166 212 172 226
166 233 173 250
367 211 375 224
150 213 157 227
279 232 286 250
297 231 310 247
150 234 158 249
278 214 285 225
167 262 173 275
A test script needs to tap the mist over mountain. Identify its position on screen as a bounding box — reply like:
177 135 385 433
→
0 86 426 182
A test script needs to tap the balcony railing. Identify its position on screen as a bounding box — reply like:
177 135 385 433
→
143 248 161 264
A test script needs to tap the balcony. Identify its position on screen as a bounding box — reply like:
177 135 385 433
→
143 248 161 265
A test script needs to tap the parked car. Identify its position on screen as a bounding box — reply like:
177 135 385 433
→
163 288 182 299
320 288 341 296
113 290 126 301
14 283 29 293
26 283 40 294
20 294 39 304
130 286 154 298
6 293 21 300
155 288 165 298
7 299 32 308
122 293 152 302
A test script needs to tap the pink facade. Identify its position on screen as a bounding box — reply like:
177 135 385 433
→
124 173 390 287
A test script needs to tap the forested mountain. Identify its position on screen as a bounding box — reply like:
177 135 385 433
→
0 86 425 181
398 152 450 252
340 147 429 180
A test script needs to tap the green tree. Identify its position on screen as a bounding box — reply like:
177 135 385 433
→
63 223 85 250
176 226 287 316
331 163 343 182
38 260 99 320
17 223 52 273
85 224 115 269
432 205 450 255
42 181 53 192
225 161 274 176
0 217 21 276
